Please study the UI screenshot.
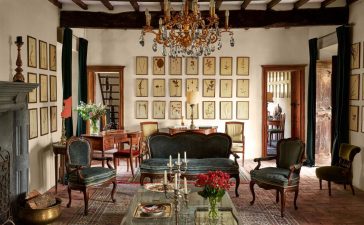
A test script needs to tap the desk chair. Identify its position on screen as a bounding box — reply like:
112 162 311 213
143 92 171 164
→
225 121 245 166
268 113 286 146
140 122 159 159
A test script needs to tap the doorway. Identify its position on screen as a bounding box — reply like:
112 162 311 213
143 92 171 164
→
262 65 306 157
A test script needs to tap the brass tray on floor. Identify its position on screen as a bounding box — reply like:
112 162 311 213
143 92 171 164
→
133 202 172 219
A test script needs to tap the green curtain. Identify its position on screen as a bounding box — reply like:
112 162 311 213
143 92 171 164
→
332 25 351 165
62 27 73 138
76 38 88 136
304 38 318 167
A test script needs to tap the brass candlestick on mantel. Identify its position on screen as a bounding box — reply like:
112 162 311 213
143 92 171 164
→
13 36 25 82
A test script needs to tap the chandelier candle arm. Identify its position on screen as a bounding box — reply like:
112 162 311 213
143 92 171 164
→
225 10 229 29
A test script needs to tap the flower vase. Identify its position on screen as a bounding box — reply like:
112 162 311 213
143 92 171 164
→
208 196 219 222
90 119 100 135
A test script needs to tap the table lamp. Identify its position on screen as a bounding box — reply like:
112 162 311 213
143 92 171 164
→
186 91 199 129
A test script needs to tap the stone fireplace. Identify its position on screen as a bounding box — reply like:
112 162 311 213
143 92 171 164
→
0 81 37 222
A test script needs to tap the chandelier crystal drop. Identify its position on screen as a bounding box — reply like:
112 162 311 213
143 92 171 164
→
139 0 234 57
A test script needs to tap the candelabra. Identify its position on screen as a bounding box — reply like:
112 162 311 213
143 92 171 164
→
13 36 25 82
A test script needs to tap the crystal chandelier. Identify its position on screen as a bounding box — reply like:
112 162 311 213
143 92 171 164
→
139 0 235 57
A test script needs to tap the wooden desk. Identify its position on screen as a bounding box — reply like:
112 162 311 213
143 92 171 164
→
267 119 281 128
52 142 66 194
168 126 217 135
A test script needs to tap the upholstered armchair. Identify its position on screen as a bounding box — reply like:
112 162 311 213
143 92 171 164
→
65 137 117 215
225 121 245 166
316 144 361 196
250 138 305 217
140 122 159 159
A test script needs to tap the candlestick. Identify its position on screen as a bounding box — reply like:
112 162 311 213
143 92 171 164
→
184 177 187 194
164 170 168 184
13 36 24 82
225 10 229 28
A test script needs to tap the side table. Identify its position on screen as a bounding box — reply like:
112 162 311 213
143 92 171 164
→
52 142 66 193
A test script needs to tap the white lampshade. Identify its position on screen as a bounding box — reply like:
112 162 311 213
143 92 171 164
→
186 91 199 105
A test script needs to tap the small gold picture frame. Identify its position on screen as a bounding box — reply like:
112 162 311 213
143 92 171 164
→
29 108 38 140
153 101 166 119
27 36 37 68
349 105 359 132
27 73 37 103
220 101 232 120
351 43 360 70
169 57 182 75
203 79 216 97
135 101 148 119
39 74 48 102
186 103 199 119
220 79 232 98
186 78 198 93
350 74 360 100
169 79 182 97
136 78 148 97
236 57 249 76
153 57 165 75
203 57 216 75
237 79 249 98
169 101 182 119
50 75 57 102
236 101 249 120
40 107 49 136
203 101 215 119
220 57 232 76
50 106 57 133
49 44 57 71
136 56 148 75
153 79 165 97
186 57 198 75
39 40 48 70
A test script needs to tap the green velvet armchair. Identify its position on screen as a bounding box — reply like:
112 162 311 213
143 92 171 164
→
66 137 117 215
250 138 305 217
316 143 361 196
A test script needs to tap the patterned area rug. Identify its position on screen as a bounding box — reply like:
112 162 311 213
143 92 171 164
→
59 182 299 225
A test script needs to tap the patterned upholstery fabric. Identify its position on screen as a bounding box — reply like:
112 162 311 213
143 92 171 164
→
251 167 300 187
141 123 158 141
68 167 116 186
226 124 244 142
68 140 91 167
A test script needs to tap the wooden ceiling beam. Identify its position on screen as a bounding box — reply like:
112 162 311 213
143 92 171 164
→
60 7 349 29
294 0 309 9
48 0 62 8
321 0 336 8
72 0 88 10
267 0 282 10
130 0 140 12
241 0 252 10
346 0 359 5
100 0 114 10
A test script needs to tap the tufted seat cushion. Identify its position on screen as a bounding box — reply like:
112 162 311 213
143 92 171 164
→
250 167 300 187
68 167 116 186
315 166 349 182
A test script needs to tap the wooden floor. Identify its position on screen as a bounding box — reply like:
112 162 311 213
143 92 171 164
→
51 157 364 224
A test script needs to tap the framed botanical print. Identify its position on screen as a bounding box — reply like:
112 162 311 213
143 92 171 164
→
50 106 57 133
169 57 182 75
351 42 360 69
220 101 232 120
135 101 148 119
186 57 198 75
153 79 165 97
27 73 37 103
28 108 38 139
203 57 216 75
203 79 216 97
27 36 37 68
236 79 249 98
136 56 148 75
236 57 249 76
153 57 165 75
169 79 182 97
49 44 57 71
50 75 57 102
350 74 360 100
349 105 359 132
186 78 198 93
136 78 148 97
39 40 48 70
220 57 232 76
40 107 49 136
153 101 166 119
203 101 215 119
186 103 199 119
220 79 232 98
39 74 48 102
169 101 182 119
236 101 249 120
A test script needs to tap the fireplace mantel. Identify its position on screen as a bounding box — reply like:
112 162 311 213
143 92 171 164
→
0 81 38 113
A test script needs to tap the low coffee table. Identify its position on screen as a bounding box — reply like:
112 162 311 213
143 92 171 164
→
120 185 240 225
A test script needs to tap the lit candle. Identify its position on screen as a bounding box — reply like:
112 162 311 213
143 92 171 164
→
159 18 163 29
225 10 229 28
164 170 168 184
178 153 180 164
209 0 214 16
169 155 172 167
145 9 150 26
164 0 168 12
184 151 187 162
184 177 188 194
175 173 178 189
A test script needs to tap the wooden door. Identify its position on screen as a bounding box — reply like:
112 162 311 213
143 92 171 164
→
291 71 301 138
